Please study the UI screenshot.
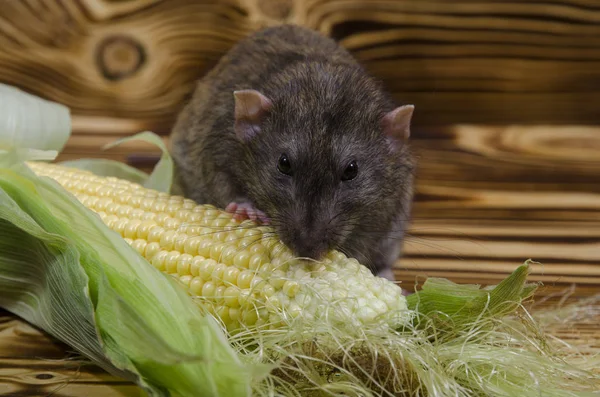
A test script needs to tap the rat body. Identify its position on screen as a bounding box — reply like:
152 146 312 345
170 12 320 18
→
169 24 416 280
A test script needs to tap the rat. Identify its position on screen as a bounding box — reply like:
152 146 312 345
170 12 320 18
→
169 24 416 281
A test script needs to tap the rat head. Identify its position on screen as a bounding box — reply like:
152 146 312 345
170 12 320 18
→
231 84 414 262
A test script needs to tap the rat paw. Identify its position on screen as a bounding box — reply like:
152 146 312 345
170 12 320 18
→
225 201 270 224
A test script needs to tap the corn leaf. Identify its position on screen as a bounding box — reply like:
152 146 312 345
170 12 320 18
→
59 158 149 185
406 261 539 340
0 83 70 152
0 159 258 397
60 131 173 193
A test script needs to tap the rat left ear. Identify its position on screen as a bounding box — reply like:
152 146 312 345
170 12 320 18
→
381 104 414 143
233 89 273 141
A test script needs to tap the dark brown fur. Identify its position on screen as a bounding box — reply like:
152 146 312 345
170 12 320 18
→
169 24 416 279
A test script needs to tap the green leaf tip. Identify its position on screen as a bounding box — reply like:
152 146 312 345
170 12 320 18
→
405 260 540 337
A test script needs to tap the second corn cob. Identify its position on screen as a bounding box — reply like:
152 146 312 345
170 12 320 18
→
28 162 409 332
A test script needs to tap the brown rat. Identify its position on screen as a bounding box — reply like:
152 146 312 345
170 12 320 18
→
169 24 416 280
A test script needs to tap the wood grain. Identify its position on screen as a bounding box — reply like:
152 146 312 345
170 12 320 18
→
1 0 599 394
0 310 138 396
1 0 599 139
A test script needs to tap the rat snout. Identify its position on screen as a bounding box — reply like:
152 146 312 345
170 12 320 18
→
287 226 330 261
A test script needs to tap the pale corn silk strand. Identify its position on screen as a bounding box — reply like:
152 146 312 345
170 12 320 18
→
26 162 600 396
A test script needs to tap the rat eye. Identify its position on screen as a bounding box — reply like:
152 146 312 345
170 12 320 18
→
277 153 293 175
341 160 358 181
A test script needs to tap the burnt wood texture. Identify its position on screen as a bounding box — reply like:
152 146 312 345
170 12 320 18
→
0 0 599 395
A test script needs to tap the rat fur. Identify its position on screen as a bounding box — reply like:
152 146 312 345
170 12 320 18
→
169 24 416 280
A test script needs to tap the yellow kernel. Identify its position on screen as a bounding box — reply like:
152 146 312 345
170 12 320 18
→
179 275 193 288
183 237 203 256
228 307 240 322
242 309 259 326
212 217 230 228
129 208 145 219
147 226 164 242
233 250 251 268
128 195 143 208
237 270 254 289
114 218 129 235
189 277 204 296
204 209 219 219
159 230 179 250
250 244 267 255
164 217 182 230
116 205 134 217
258 262 273 277
210 243 225 261
238 236 258 249
165 251 181 274
269 270 286 290
151 250 169 271
283 281 299 298
197 239 213 257
131 239 147 254
175 209 192 220
213 231 227 242
151 201 167 213
201 282 217 298
262 284 276 298
215 286 227 304
137 220 157 239
225 232 239 243
250 276 266 291
190 256 203 277
216 306 230 324
140 211 157 221
238 289 252 307
223 267 241 285
176 254 193 276
144 242 161 260
266 295 281 310
199 259 217 280
221 244 238 263
248 253 266 270
96 197 113 211
123 237 133 245
174 233 189 252
211 263 227 281
155 212 170 225
288 302 302 318
123 219 142 239
224 286 241 308
105 202 120 214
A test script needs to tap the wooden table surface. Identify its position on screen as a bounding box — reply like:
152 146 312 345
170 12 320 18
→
1 0 599 395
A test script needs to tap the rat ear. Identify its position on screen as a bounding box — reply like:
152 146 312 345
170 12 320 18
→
381 104 414 143
233 89 273 141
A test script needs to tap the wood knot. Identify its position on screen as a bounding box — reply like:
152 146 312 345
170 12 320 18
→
256 0 293 20
96 35 146 81
35 373 54 380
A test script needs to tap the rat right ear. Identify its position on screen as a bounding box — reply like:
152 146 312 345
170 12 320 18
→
381 104 414 147
233 89 273 141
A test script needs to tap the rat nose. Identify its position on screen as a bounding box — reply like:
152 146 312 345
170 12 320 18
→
290 228 329 260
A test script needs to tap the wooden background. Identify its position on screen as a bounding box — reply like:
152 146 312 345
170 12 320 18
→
1 0 599 395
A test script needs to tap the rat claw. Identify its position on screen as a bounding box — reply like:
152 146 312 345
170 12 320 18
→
226 201 269 225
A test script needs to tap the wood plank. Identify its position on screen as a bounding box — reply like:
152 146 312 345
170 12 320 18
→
1 0 599 137
0 311 138 396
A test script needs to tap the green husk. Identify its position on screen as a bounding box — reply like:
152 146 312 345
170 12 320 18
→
1 83 599 396
60 130 174 192
0 159 261 397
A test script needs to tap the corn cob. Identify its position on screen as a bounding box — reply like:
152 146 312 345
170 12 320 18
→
27 162 408 332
